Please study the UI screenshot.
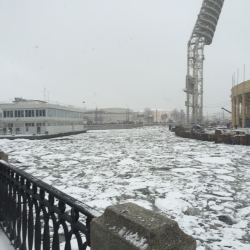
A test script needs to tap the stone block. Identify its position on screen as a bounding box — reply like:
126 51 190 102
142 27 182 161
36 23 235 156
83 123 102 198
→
246 134 250 145
0 151 8 162
214 129 221 143
215 130 230 144
234 136 240 145
91 202 196 250
239 135 246 145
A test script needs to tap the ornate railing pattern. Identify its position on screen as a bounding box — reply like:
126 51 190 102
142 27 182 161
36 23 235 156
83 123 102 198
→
0 160 101 250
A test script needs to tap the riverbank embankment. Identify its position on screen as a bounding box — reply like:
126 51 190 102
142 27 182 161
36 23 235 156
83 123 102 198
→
172 125 250 145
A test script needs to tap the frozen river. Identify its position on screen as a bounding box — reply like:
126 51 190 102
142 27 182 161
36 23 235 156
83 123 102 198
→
0 127 249 250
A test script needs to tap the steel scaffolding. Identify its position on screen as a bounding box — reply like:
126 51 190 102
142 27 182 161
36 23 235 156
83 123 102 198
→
185 0 225 124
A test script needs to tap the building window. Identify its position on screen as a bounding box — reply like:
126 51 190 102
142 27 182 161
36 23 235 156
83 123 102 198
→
15 123 24 127
25 123 35 127
36 109 46 117
36 122 45 127
15 110 24 117
3 110 14 118
25 110 35 117
48 109 52 117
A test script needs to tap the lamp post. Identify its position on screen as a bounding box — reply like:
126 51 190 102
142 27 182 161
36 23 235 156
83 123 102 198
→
125 104 129 122
93 103 98 124
82 101 86 126
153 106 158 123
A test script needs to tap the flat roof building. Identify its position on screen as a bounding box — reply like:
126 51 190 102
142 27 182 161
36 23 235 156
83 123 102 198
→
0 98 85 135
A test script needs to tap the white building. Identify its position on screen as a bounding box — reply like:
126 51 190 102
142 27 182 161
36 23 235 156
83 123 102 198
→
84 108 131 123
0 98 85 135
150 109 173 123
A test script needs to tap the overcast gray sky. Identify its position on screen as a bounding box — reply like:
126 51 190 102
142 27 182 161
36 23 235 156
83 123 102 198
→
0 0 249 114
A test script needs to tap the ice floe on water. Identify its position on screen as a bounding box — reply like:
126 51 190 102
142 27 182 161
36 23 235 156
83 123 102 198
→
1 127 250 249
194 157 232 165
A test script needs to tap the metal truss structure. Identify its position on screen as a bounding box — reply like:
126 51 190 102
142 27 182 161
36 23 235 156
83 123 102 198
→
185 0 225 124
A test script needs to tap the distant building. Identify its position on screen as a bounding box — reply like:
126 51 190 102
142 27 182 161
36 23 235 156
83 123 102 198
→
150 109 173 123
84 108 173 124
0 98 85 135
84 108 133 123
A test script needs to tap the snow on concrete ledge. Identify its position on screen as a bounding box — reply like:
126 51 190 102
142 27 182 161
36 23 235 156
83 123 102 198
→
90 202 196 250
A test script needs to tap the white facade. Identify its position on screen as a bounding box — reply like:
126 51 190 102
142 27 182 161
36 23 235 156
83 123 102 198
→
151 109 173 123
0 99 85 135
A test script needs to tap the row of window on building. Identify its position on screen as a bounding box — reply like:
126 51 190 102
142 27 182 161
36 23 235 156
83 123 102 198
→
3 109 84 119
47 109 83 119
3 109 46 118
4 122 46 127
4 121 83 128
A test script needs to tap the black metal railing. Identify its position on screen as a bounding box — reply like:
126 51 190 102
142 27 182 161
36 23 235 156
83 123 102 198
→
0 160 101 250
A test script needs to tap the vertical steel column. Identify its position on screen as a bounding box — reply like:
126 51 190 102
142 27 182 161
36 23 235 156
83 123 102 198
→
185 0 225 124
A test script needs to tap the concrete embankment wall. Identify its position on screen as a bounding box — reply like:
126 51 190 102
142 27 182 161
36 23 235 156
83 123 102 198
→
86 124 143 130
0 130 87 140
172 125 250 146
86 123 184 130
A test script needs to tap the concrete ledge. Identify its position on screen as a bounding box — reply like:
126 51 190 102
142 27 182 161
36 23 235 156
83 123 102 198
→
91 202 196 250
86 124 143 130
174 125 250 146
0 130 87 140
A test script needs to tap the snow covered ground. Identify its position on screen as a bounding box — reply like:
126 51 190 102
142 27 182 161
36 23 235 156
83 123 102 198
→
0 228 14 250
0 127 249 250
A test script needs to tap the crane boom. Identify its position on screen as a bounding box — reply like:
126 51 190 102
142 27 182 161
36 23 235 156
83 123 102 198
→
221 107 231 114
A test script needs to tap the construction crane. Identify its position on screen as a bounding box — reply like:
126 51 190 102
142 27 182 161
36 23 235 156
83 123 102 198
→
185 0 225 124
221 107 231 114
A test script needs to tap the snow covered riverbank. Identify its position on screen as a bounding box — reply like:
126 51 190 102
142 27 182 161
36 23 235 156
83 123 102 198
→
0 127 249 250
